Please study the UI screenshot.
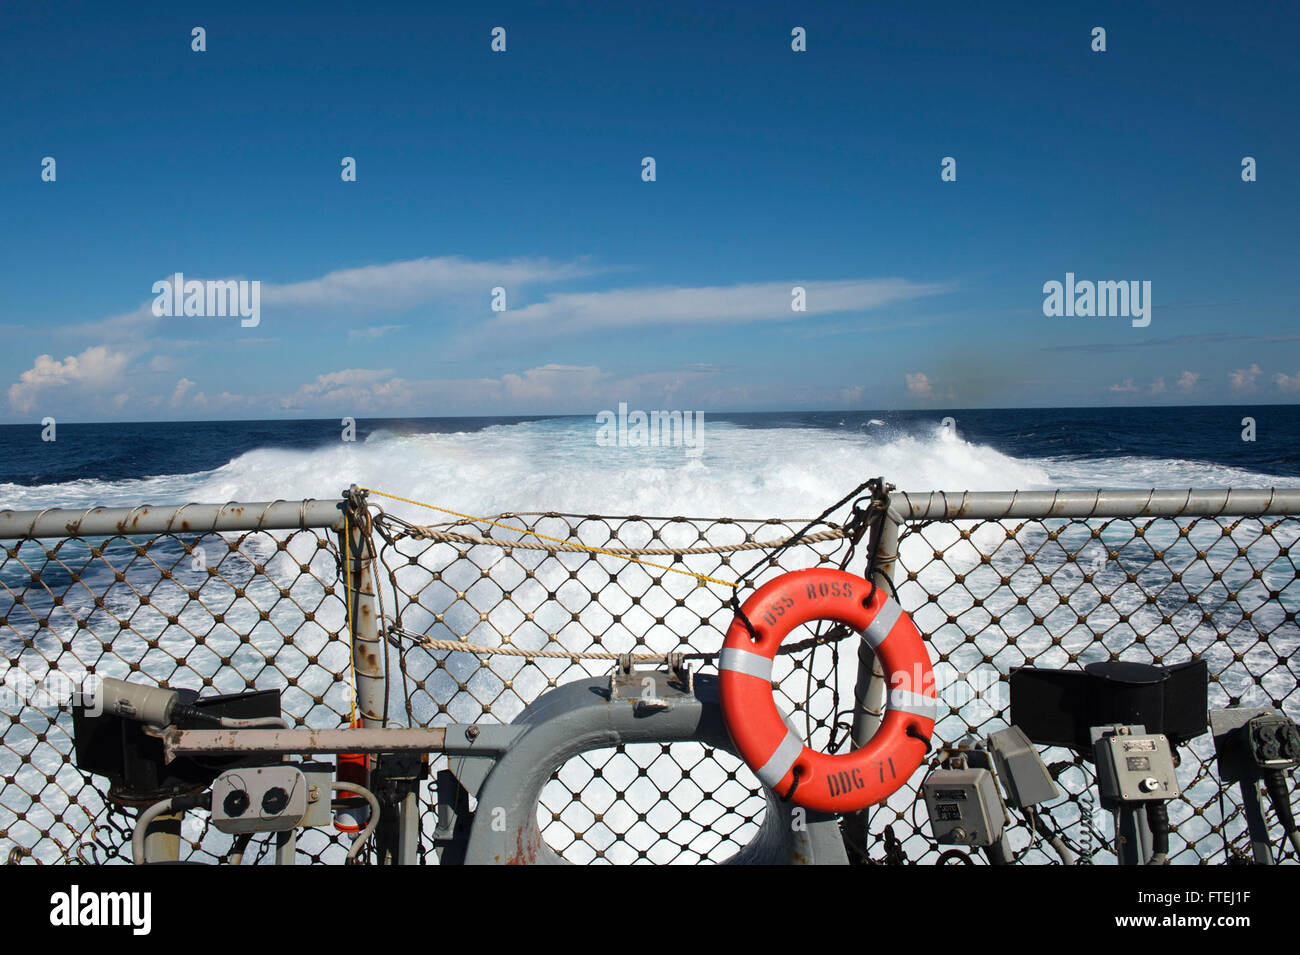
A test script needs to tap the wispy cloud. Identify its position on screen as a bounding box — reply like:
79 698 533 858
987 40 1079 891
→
264 255 600 311
346 324 407 344
492 279 950 336
59 255 604 343
1043 332 1300 355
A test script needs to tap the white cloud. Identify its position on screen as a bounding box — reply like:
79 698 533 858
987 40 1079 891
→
494 279 949 336
170 378 195 406
281 368 398 409
1177 370 1199 392
264 256 598 311
1149 377 1166 394
268 362 721 416
905 372 933 396
1275 371 1300 392
65 303 158 341
1110 379 1139 394
1229 364 1261 391
501 364 611 403
346 324 407 344
840 384 864 405
59 255 601 343
8 345 133 413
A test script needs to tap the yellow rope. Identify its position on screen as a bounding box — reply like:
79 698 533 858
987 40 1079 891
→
360 487 737 588
343 510 357 725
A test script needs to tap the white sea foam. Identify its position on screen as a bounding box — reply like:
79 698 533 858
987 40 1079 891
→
4 416 1290 516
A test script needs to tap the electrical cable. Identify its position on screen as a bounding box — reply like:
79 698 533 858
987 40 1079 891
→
131 791 209 865
331 781 380 863
1026 807 1076 865
1262 769 1300 857
984 836 1011 865
1146 801 1170 865
226 832 253 866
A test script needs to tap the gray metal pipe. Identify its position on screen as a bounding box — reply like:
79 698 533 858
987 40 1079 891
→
161 726 448 762
4 489 1296 542
891 488 1300 521
0 499 346 539
341 493 386 729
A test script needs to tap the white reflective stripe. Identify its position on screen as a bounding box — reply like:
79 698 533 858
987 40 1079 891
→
755 728 803 789
863 597 903 649
888 687 937 720
718 647 773 682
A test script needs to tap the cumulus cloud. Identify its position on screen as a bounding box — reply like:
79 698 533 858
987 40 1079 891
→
268 362 721 416
281 368 399 409
170 378 196 406
840 384 864 405
1177 370 1199 392
905 372 934 396
8 345 133 413
1274 371 1300 393
1110 379 1139 394
1229 364 1262 391
501 364 611 402
1149 378 1166 394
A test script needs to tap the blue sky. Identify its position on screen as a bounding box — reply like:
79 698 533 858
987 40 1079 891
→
1 1 1297 421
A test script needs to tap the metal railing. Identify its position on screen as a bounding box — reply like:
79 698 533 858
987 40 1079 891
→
1 486 1297 864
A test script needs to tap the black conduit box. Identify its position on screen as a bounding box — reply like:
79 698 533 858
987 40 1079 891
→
1009 659 1208 754
71 686 282 806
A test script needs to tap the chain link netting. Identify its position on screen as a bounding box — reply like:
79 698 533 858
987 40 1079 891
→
0 525 359 865
879 511 1300 865
2 494 1298 865
377 508 855 864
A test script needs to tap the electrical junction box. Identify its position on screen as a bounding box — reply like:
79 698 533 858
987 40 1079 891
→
1093 731 1179 802
988 725 1058 809
211 765 308 834
1209 707 1296 783
922 767 1004 846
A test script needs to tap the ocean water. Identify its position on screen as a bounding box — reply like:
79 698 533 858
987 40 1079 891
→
2 405 1297 516
1 406 1297 863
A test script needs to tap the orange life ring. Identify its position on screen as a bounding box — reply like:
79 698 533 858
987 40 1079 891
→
719 567 936 813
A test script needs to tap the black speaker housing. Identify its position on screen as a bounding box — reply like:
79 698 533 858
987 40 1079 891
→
1009 659 1208 754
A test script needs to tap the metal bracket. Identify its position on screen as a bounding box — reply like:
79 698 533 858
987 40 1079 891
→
608 653 695 710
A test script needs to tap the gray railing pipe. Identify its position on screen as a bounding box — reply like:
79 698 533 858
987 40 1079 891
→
340 488 386 729
0 499 346 539
891 488 1300 521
